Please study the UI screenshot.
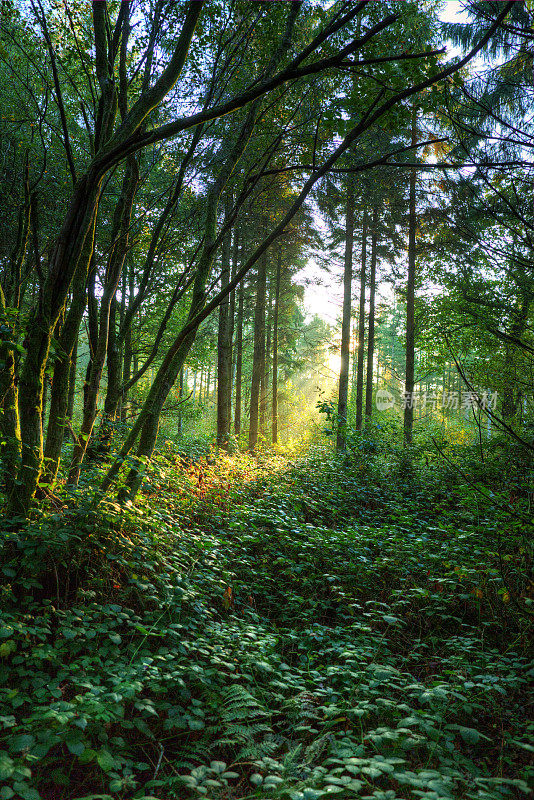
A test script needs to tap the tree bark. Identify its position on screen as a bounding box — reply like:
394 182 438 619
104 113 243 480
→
234 278 244 437
365 206 378 423
355 209 368 431
404 107 417 445
66 335 78 428
272 250 282 444
261 279 272 439
337 184 355 451
0 286 22 497
249 250 267 451
216 197 232 449
177 368 184 437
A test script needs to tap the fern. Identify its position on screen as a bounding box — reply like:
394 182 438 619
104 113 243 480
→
212 685 274 757
170 741 213 771
220 685 268 721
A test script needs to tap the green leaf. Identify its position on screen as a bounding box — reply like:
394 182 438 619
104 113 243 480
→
96 749 115 773
0 641 16 657
11 735 35 752
66 738 85 757
0 751 14 780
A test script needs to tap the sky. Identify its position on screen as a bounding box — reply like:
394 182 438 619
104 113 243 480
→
301 0 468 324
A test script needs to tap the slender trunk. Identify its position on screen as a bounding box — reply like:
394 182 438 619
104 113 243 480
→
178 368 184 437
234 279 244 436
404 108 417 445
0 287 22 496
365 207 378 423
44 214 97 481
355 209 368 430
122 324 132 422
261 280 272 438
121 260 135 421
42 374 49 442
249 251 267 451
217 200 232 448
337 184 355 451
272 250 281 444
100 295 121 443
66 335 77 426
227 227 238 437
350 317 358 403
84 254 99 409
69 156 139 484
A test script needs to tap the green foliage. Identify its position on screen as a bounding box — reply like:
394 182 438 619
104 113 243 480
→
0 439 532 799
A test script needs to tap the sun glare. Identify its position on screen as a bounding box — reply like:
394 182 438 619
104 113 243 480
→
327 351 342 376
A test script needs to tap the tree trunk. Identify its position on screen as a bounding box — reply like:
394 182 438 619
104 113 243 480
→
365 207 378 423
66 335 78 428
9 177 103 516
355 209 368 431
69 156 139 484
0 287 22 497
337 184 355 451
261 280 272 439
249 250 267 451
84 254 99 410
272 250 282 444
44 215 96 481
177 368 184 437
227 227 238 437
404 108 417 446
100 295 122 445
121 260 135 421
234 278 244 436
217 200 232 448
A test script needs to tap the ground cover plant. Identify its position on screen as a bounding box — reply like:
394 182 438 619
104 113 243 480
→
0 436 532 800
2 3 534 799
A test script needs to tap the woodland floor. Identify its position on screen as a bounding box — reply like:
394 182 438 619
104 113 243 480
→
0 440 533 800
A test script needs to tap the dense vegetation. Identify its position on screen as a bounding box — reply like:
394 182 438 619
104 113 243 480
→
0 1 532 798
1 435 532 799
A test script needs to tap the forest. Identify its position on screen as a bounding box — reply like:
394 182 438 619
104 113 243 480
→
0 1 533 798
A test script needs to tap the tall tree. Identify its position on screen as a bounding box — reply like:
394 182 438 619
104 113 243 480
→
336 183 355 451
403 107 418 445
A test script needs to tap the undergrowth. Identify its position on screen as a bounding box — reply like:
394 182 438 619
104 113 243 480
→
0 439 533 800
